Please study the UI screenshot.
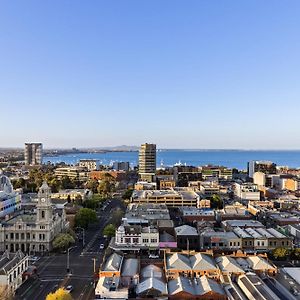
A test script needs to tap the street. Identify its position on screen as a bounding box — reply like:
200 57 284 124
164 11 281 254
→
15 198 125 300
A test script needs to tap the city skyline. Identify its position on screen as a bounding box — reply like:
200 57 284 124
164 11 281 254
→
1 1 300 149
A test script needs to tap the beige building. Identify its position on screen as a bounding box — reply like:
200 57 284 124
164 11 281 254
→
131 189 200 207
138 143 156 182
54 167 89 182
0 182 69 253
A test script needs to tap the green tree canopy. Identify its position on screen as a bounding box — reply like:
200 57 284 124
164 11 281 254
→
210 194 223 209
111 208 124 226
52 233 75 251
75 208 97 229
122 189 133 200
103 224 116 237
97 173 116 197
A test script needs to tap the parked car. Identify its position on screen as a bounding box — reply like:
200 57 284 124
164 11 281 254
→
66 285 74 293
99 244 105 250
149 254 159 259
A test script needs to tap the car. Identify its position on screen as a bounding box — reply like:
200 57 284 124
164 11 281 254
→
29 256 40 264
149 254 159 259
99 244 105 250
65 285 73 293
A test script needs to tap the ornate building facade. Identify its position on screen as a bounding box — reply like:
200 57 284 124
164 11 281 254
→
0 182 69 253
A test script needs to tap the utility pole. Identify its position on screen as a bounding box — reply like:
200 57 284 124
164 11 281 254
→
67 246 77 274
92 258 97 288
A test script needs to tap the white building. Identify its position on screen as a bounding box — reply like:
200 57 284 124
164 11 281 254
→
253 172 266 187
113 224 159 251
0 250 29 296
234 183 261 202
79 159 100 171
0 175 22 218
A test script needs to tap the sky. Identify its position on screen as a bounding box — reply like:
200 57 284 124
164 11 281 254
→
0 1 300 149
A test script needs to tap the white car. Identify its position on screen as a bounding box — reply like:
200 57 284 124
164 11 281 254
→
100 244 105 250
149 254 159 259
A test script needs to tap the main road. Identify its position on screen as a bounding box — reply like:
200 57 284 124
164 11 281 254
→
15 198 125 300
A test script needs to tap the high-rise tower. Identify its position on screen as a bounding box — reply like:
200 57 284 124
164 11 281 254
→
138 143 156 182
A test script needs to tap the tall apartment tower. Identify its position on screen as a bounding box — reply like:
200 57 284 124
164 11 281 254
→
138 143 156 182
24 143 43 165
248 160 277 178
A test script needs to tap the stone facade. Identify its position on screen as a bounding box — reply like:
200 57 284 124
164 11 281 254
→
0 182 69 253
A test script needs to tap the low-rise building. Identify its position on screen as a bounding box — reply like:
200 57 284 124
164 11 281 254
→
131 189 200 208
164 252 220 280
112 224 159 251
222 220 265 231
0 250 29 296
168 275 226 300
78 159 100 171
51 189 92 201
54 167 89 182
200 230 242 251
234 182 261 202
175 225 199 251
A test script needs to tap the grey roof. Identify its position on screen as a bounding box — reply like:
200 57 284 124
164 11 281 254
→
121 258 139 277
166 253 217 271
167 253 191 270
175 225 198 236
0 250 26 275
246 256 275 271
141 264 164 279
168 275 225 296
215 256 245 274
190 253 218 271
136 277 167 295
103 253 123 272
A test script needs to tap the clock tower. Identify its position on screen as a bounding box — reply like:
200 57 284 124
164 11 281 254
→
36 181 53 223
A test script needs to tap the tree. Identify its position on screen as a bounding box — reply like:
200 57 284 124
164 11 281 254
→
103 224 116 237
122 189 133 200
210 194 223 209
75 208 97 229
85 179 99 193
291 248 300 259
97 173 116 197
52 233 75 251
272 247 290 260
111 208 124 226
46 288 73 300
61 176 75 189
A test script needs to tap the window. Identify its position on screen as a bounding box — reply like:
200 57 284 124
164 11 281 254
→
21 233 24 240
41 210 45 218
16 233 19 240
143 239 149 243
151 239 157 243
27 233 30 239
10 233 14 239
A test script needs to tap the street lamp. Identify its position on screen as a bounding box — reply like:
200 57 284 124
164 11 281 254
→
67 246 77 274
76 227 85 248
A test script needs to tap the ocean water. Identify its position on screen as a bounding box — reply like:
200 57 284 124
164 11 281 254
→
43 150 300 170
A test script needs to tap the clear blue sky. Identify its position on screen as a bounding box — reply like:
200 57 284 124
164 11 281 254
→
1 1 300 149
